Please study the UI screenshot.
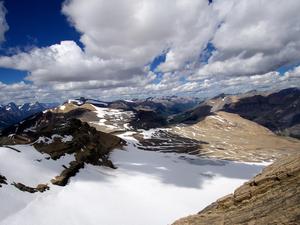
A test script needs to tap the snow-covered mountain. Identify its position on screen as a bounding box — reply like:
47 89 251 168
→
0 102 266 225
0 102 59 131
67 96 201 116
0 89 300 225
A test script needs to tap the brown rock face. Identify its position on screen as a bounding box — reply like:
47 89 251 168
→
12 182 50 193
0 109 125 187
51 161 84 186
172 153 300 225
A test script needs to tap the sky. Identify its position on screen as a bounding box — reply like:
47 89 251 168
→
0 0 299 103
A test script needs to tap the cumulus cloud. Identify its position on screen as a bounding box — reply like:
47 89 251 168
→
0 0 218 92
191 0 300 80
194 67 300 98
0 41 147 85
62 0 217 71
0 0 300 103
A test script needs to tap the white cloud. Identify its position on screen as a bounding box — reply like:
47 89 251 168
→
63 0 217 71
0 41 146 85
0 0 300 103
191 0 300 80
0 0 218 92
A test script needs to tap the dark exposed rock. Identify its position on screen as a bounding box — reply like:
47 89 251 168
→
0 174 7 187
282 124 300 139
130 109 168 129
12 182 50 193
172 153 300 225
0 102 58 131
51 161 84 186
170 88 300 139
223 88 300 138
2 145 21 152
0 109 124 186
169 104 212 124
133 130 206 154
108 96 200 116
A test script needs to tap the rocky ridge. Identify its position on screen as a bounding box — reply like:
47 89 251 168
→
0 108 124 190
170 88 300 139
172 153 300 225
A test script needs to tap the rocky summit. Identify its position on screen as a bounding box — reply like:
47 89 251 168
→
172 153 300 225
0 109 124 188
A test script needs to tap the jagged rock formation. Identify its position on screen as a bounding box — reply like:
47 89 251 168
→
170 111 300 162
172 153 300 225
0 109 124 186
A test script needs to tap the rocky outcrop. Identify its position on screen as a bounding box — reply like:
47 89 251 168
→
0 109 125 186
51 161 84 186
12 182 50 193
172 153 300 225
0 174 7 187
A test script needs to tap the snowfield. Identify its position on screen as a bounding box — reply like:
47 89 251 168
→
0 133 266 225
93 106 135 131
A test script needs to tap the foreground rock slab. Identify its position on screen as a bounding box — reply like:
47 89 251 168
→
172 153 300 225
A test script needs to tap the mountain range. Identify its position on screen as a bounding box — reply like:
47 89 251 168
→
170 88 300 139
0 102 58 131
0 88 299 225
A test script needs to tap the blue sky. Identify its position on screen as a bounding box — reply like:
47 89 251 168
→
0 0 81 84
0 0 169 85
0 0 299 103
2 0 80 49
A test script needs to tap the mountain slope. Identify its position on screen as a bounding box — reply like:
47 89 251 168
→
170 111 300 162
51 100 300 162
0 126 265 225
170 88 300 139
0 102 58 131
172 153 300 225
223 88 300 138
0 109 124 187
